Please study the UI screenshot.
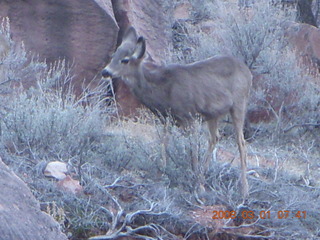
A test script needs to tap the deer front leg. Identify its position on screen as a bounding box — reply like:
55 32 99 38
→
231 105 249 200
204 118 219 172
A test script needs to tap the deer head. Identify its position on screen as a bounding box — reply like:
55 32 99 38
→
102 27 146 88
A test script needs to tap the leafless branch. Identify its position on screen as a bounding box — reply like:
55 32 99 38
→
283 123 320 133
89 181 175 240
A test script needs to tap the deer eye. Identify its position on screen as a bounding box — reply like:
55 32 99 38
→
121 58 130 64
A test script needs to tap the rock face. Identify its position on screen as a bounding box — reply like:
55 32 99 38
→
247 22 320 124
112 0 170 63
0 158 67 240
0 0 172 116
110 0 171 116
0 0 118 95
1 0 318 121
286 22 320 71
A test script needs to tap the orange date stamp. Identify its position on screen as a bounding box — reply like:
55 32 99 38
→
212 210 307 220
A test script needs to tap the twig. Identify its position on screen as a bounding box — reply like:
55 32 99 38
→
283 123 320 133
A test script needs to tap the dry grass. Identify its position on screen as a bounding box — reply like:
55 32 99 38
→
0 3 320 239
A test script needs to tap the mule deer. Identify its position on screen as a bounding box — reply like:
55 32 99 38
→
102 27 252 199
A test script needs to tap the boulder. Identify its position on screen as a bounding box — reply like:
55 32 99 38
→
247 22 320 124
112 0 170 63
286 22 320 72
0 0 118 95
0 157 67 240
110 0 171 116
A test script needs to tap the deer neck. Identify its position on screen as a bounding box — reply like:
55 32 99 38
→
129 62 170 114
130 62 160 93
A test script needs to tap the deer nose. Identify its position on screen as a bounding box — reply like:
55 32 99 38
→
101 69 112 78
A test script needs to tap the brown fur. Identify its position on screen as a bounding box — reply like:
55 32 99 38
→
102 27 252 199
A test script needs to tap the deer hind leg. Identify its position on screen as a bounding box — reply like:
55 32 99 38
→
160 121 170 169
184 123 199 174
231 105 249 200
204 118 219 172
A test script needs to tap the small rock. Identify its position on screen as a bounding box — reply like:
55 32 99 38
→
57 176 83 195
174 3 191 20
44 161 68 180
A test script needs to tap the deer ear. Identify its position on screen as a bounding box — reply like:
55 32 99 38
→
132 36 146 60
122 27 138 44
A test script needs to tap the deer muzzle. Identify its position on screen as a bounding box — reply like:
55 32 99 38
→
101 69 112 78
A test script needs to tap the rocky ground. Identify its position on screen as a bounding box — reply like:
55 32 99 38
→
0 1 319 239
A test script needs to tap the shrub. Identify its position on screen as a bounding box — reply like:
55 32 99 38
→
1 88 105 165
169 1 320 137
1 4 320 239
